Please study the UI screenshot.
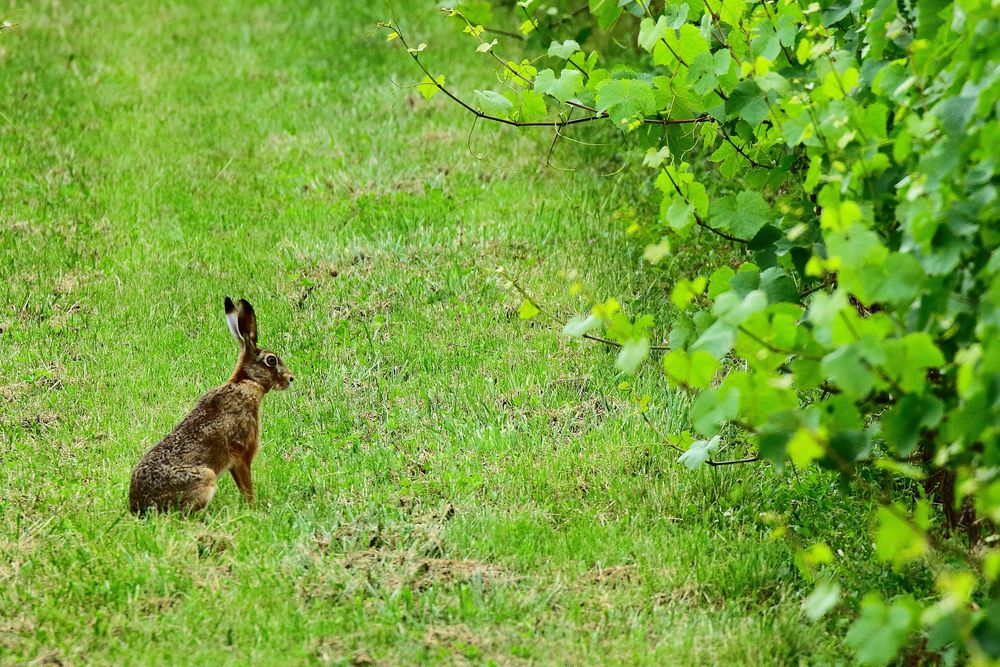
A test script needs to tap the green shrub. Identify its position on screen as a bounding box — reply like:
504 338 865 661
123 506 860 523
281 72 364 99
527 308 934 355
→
386 0 1000 662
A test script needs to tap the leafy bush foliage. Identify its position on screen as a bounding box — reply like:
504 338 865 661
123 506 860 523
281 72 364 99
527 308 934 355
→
386 0 999 662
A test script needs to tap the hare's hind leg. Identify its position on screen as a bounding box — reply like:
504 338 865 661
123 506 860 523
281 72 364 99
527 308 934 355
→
183 467 218 512
148 466 218 513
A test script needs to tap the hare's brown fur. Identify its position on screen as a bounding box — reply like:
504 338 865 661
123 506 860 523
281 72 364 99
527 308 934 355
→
129 298 292 514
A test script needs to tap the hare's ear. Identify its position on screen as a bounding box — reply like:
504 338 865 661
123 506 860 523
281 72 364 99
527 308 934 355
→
224 297 242 343
237 299 258 348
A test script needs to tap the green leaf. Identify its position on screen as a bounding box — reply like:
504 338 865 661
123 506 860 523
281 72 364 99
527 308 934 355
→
874 459 927 480
803 580 842 621
596 78 658 125
725 81 769 125
755 71 789 96
662 24 710 64
874 503 929 568
678 435 721 469
562 314 600 338
880 394 943 457
417 75 445 100
787 427 825 467
900 333 945 368
516 89 548 123
643 237 672 264
518 299 540 320
638 16 668 52
687 50 731 96
751 19 783 61
616 336 650 374
756 411 801 468
663 3 690 28
719 0 746 25
547 40 580 59
821 346 876 398
453 0 493 26
708 266 735 299
973 600 1000 659
662 350 719 388
861 252 925 307
664 198 695 232
882 333 946 393
790 358 824 390
671 276 707 309
799 541 834 568
533 68 584 103
691 320 736 358
644 146 671 168
688 181 709 217
710 191 774 240
474 89 514 117
713 289 768 325
845 595 919 667
589 0 622 29
691 387 740 436
759 267 798 304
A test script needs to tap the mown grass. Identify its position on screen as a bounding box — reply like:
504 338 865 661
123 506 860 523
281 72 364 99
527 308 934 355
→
0 1 914 665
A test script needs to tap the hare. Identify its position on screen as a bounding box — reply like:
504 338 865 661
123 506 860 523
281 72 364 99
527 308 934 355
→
129 297 293 514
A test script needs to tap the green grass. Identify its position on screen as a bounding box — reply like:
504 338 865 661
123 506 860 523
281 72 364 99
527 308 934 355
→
0 2 904 664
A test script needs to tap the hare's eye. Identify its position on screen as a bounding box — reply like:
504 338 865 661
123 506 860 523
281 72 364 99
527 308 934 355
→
265 355 277 367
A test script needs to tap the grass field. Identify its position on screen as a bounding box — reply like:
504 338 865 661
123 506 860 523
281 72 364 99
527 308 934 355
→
0 2 906 664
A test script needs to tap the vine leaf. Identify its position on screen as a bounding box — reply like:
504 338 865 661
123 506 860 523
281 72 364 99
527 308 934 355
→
709 191 773 240
596 79 657 125
874 503 930 568
533 68 584 103
589 0 622 29
662 350 718 388
517 89 548 123
845 595 920 667
547 39 580 59
417 75 445 100
638 16 668 52
643 237 672 264
803 580 842 621
474 89 513 117
563 315 600 338
518 299 540 320
678 435 721 469
615 336 650 373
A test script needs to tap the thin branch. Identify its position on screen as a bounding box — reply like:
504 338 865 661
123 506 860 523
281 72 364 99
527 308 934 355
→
391 21 709 129
641 411 761 467
736 324 824 361
707 455 760 467
642 412 686 455
717 124 764 168
659 168 750 244
389 19 777 177
799 277 834 299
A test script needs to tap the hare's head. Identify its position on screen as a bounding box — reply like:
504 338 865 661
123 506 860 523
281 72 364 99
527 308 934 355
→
225 297 294 391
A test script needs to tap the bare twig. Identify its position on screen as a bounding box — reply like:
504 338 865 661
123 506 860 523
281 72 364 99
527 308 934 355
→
388 21 711 130
641 411 760 467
